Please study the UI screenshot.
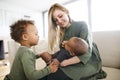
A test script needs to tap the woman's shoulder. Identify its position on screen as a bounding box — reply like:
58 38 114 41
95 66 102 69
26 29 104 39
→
72 21 87 29
72 21 86 24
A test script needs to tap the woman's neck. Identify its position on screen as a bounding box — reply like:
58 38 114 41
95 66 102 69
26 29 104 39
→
66 22 72 29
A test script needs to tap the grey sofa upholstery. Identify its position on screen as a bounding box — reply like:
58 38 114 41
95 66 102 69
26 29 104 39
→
93 31 120 80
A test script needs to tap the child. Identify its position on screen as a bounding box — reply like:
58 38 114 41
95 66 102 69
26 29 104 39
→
40 37 88 66
4 20 58 80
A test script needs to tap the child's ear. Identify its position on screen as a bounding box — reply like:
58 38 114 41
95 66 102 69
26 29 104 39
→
22 34 28 40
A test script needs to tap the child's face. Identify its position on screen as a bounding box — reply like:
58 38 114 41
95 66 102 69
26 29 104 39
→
24 24 39 47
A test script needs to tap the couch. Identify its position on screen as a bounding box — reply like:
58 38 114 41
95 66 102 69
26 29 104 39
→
92 31 120 80
8 31 120 80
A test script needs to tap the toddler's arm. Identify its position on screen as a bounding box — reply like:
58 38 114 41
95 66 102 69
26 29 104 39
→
60 56 80 67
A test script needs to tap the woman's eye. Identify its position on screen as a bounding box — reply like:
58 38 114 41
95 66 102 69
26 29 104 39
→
59 15 63 18
53 15 63 23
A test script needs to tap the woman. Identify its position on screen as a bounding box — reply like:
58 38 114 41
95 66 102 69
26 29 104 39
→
46 3 106 80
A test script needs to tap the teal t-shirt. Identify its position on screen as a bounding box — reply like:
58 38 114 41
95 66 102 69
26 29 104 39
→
60 21 104 80
8 46 51 80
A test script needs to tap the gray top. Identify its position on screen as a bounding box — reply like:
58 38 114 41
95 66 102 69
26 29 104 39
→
60 21 103 80
8 46 51 80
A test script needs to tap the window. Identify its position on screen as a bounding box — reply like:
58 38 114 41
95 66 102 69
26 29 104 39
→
43 11 48 39
65 0 88 23
91 0 120 32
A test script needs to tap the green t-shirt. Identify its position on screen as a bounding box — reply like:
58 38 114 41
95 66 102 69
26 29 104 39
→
60 21 103 80
8 46 51 80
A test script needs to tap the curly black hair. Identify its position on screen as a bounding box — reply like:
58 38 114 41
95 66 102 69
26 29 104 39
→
10 19 34 43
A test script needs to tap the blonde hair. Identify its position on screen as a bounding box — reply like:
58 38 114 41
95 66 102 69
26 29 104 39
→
48 3 69 53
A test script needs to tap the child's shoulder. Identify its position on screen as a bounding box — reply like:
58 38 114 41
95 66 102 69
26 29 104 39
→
17 46 35 57
18 46 33 54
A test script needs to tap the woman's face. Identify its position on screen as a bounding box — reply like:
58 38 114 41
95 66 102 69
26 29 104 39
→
52 9 70 28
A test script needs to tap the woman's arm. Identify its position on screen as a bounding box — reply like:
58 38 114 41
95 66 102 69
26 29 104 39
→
76 21 92 64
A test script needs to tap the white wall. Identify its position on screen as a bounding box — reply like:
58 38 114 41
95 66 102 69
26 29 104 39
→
0 2 44 52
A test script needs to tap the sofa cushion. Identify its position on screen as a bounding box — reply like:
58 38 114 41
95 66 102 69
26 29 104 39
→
33 40 48 53
101 67 120 80
8 40 20 68
93 31 120 69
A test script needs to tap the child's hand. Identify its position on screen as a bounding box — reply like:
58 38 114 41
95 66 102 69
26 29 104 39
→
52 59 60 66
49 61 58 73
62 41 68 47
